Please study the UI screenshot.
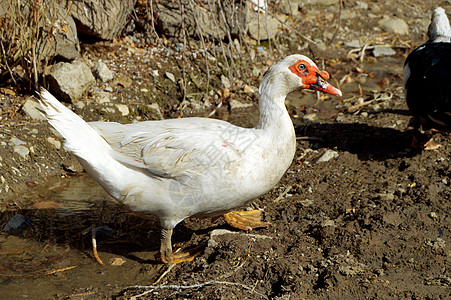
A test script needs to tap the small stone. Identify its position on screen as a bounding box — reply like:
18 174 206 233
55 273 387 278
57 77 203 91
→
165 72 176 83
429 212 437 219
321 219 335 227
378 16 409 35
74 101 86 109
110 257 126 266
93 61 114 82
220 75 231 89
116 75 133 88
115 104 130 116
3 214 32 235
373 46 396 57
22 99 46 120
243 85 255 93
336 113 345 122
47 137 61 149
303 113 317 122
14 145 30 159
316 150 339 163
10 137 26 146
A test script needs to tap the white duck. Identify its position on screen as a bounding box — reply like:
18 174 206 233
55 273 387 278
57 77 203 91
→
38 54 341 263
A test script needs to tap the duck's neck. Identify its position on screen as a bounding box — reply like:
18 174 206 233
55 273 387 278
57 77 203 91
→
256 75 294 132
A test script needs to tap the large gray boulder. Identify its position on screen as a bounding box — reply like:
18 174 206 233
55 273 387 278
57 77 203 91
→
157 0 279 41
62 0 137 40
46 61 95 102
157 0 247 39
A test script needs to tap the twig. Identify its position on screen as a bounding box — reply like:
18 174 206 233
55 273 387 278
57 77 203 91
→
0 265 77 277
152 263 176 285
273 186 292 202
92 226 105 265
206 101 222 118
123 236 268 299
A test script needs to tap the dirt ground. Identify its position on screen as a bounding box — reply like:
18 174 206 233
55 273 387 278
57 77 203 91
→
0 0 450 299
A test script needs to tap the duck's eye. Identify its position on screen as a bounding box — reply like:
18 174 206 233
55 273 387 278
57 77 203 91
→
298 64 306 70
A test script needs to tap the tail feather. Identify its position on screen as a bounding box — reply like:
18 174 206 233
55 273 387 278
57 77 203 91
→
38 88 131 199
38 88 110 155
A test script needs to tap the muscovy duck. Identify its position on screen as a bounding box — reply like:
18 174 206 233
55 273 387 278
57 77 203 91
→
38 54 341 263
404 7 451 146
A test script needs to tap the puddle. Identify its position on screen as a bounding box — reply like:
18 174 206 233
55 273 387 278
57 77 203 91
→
0 175 164 299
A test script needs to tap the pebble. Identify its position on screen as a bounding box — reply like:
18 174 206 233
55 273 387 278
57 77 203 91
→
243 85 254 93
22 99 46 120
165 72 176 83
373 46 396 57
316 150 339 163
221 75 231 89
3 214 32 235
336 113 345 122
303 113 317 122
10 137 26 146
47 137 62 149
115 104 130 116
93 60 114 82
428 212 437 219
14 145 30 159
74 101 86 109
378 16 409 35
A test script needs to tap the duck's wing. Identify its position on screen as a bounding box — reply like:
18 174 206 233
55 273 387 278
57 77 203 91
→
89 118 262 179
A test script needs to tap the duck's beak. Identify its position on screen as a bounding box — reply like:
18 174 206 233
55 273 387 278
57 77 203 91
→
305 70 342 97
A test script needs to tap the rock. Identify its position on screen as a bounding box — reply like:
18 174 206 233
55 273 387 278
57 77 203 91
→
9 137 26 146
165 72 176 83
243 85 255 93
94 91 112 104
21 99 46 121
248 12 280 40
14 145 30 159
3 214 32 235
47 137 62 149
109 257 126 266
373 46 396 57
93 61 114 82
47 61 95 102
115 104 130 116
378 16 409 35
346 40 364 48
115 75 133 88
157 0 247 39
316 150 339 163
221 75 231 89
303 113 317 122
229 99 253 110
279 0 302 15
62 0 137 40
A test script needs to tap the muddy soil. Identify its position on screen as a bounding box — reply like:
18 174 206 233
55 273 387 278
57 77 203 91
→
0 1 450 299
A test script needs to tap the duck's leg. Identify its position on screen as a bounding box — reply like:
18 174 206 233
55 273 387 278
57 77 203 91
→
160 228 201 264
223 209 269 231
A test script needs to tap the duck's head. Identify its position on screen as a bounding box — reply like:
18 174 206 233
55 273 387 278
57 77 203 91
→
261 54 342 97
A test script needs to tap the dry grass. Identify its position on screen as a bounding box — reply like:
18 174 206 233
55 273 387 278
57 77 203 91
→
0 0 64 89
